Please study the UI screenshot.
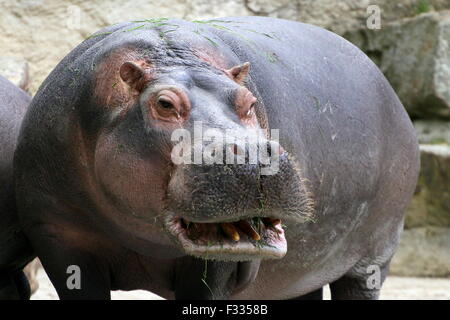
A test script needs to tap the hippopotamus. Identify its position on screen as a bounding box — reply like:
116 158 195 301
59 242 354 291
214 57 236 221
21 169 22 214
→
0 75 34 299
14 16 419 300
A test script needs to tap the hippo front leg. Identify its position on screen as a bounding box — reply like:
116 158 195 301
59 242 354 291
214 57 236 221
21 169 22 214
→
329 261 390 300
289 287 323 300
0 271 30 300
26 225 112 300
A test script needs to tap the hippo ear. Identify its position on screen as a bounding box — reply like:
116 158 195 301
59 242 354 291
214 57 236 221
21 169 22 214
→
119 61 146 90
225 62 250 84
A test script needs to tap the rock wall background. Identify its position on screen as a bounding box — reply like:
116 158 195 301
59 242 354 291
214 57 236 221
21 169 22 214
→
2 0 450 94
0 0 449 278
343 9 450 277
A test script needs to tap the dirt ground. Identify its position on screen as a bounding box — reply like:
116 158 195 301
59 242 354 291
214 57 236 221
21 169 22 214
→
31 268 450 300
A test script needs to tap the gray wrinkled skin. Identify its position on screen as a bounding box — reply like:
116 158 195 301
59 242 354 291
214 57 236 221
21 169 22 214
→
14 17 419 300
0 75 33 299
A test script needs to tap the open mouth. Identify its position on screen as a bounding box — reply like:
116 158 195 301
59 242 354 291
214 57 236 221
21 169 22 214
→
165 214 287 261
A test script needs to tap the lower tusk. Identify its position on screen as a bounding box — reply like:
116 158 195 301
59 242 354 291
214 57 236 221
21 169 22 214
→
221 223 240 241
235 220 261 241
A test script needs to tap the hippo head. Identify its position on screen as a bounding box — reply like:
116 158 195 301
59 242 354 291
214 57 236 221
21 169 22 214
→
92 47 313 264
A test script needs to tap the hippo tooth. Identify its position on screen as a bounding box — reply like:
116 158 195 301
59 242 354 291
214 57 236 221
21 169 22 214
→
220 223 240 242
235 220 261 241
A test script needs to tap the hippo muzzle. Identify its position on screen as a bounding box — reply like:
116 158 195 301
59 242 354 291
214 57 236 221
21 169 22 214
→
164 130 313 261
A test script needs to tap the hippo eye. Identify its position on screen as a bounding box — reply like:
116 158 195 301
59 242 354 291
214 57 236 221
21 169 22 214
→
149 88 190 123
158 98 174 109
155 96 181 120
247 103 256 116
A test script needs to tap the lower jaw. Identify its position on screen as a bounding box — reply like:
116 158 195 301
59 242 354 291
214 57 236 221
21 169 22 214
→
165 214 287 261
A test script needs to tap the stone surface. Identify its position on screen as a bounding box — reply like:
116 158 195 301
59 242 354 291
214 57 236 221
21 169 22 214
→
414 120 450 144
244 0 450 35
398 123 450 277
390 227 450 277
1 0 449 94
0 0 190 94
30 265 450 299
379 276 450 299
405 144 450 228
344 11 450 119
0 57 29 91
23 258 40 295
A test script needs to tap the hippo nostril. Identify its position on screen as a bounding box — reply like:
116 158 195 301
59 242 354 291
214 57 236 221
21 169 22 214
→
266 142 285 157
266 143 272 157
230 144 245 156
